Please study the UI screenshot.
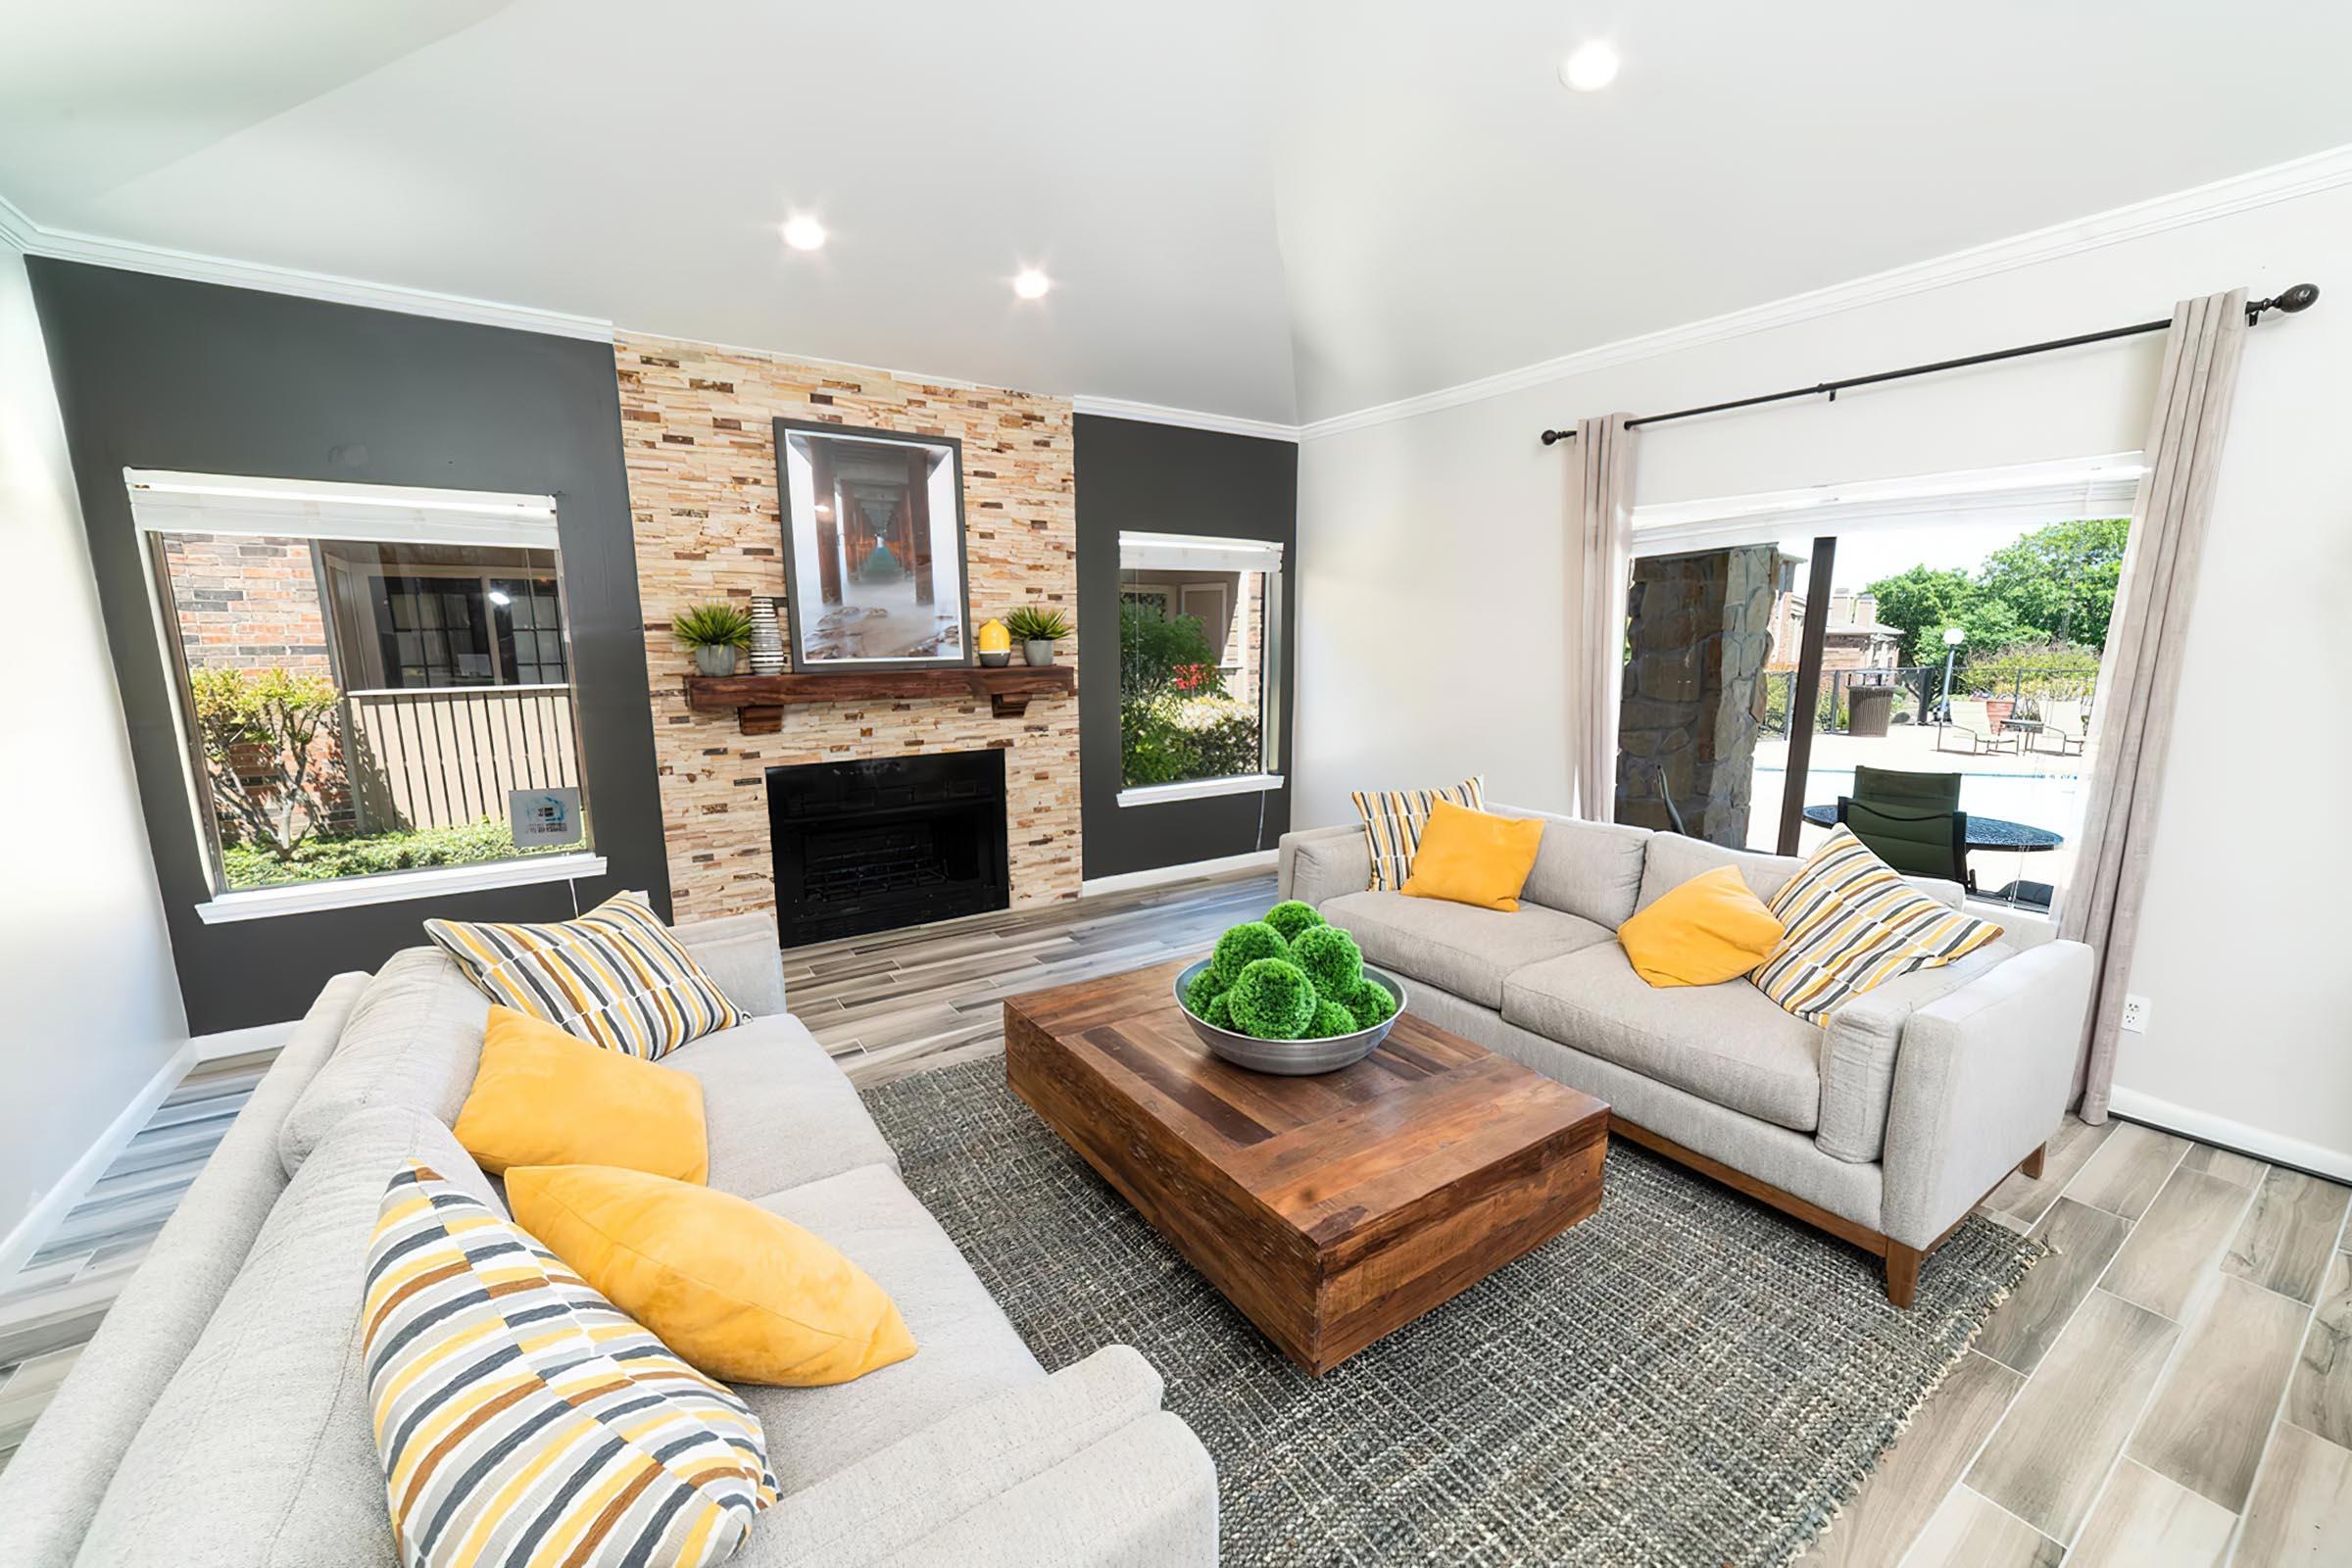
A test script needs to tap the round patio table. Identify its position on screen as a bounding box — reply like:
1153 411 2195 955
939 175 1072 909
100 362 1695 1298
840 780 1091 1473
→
1801 803 2063 851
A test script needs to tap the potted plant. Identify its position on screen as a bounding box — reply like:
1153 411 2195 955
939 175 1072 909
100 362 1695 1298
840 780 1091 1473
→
673 602 755 677
1004 606 1072 667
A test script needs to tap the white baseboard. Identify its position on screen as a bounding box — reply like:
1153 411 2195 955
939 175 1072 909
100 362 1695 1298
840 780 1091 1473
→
2107 1085 2352 1184
0 1040 197 1281
192 1020 298 1063
1081 849 1279 898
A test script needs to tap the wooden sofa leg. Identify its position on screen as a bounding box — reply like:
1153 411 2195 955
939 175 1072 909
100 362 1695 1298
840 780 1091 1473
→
2020 1143 2047 1180
1885 1244 1922 1309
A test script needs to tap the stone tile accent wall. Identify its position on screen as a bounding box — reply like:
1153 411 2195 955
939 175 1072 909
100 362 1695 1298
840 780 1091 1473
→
616 334 1080 923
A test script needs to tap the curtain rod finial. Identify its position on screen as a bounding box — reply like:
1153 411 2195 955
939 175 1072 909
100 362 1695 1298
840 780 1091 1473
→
1541 427 1569 446
2253 282 2320 320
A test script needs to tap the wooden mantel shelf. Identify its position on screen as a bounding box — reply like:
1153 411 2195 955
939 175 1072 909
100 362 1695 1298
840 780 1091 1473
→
684 664 1076 735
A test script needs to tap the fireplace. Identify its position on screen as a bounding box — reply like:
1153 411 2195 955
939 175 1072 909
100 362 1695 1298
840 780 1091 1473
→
766 751 1009 947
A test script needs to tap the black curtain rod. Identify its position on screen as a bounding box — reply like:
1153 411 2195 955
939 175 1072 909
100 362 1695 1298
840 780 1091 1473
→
1539 283 2319 445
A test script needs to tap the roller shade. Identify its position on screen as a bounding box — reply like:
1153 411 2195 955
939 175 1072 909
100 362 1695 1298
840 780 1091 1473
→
1117 531 1285 573
125 468 560 549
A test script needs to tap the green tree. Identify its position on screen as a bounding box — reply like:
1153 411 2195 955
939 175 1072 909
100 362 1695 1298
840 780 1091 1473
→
1866 564 1976 665
1976 517 2129 648
187 666 343 860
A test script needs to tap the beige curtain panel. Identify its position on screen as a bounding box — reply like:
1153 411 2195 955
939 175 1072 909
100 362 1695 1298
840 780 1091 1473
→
2063 288 2248 1122
1571 414 1636 821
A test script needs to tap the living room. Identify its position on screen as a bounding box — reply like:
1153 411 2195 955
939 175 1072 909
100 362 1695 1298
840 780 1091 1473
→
3 5 2348 1564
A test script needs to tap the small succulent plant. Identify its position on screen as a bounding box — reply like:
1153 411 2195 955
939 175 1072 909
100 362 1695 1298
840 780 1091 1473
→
1003 606 1072 642
671 602 755 650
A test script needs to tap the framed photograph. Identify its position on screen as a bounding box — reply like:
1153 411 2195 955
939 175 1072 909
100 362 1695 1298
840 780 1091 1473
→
774 416 972 672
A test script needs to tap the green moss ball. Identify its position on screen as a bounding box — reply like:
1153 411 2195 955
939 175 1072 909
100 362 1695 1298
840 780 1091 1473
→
1202 991 1235 1030
1342 977 1397 1030
1209 920 1289 985
1262 900 1326 943
1308 1000 1358 1039
1226 957 1318 1040
1290 925 1364 1000
1184 965 1228 1017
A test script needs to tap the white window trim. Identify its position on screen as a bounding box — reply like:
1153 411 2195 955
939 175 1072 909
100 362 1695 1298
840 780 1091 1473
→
1117 773 1285 808
194 852 608 924
125 467 560 549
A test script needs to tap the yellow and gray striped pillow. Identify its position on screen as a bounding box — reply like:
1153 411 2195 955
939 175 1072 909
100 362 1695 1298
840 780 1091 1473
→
426 893 746 1060
1350 776 1486 892
364 1162 775 1568
1750 827 2003 1023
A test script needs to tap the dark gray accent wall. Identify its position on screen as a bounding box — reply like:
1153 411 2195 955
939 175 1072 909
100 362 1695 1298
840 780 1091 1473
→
29 261 666 1034
1075 415 1298 879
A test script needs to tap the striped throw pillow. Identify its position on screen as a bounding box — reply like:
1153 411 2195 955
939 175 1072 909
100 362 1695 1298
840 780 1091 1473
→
1750 827 2003 1022
426 892 746 1060
1350 776 1486 892
365 1162 776 1568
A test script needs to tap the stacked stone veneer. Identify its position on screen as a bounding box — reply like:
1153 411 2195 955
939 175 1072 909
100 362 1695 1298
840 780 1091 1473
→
616 334 1080 923
1615 546 1775 847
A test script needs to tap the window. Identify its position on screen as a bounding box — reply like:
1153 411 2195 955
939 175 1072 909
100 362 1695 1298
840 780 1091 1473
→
1115 532 1284 805
1612 457 2141 919
129 471 596 910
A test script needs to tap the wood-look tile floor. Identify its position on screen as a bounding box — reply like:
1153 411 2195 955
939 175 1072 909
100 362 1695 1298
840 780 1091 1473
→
4 868 2347 1568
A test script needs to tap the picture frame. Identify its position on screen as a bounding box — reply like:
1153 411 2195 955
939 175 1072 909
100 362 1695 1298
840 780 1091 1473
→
773 416 972 672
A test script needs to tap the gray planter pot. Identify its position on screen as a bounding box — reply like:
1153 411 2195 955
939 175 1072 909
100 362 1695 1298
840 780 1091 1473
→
692 644 741 677
1022 640 1057 666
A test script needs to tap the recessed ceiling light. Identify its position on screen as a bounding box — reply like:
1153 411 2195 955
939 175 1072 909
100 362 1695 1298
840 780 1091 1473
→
1559 41 1619 92
781 216 826 252
1012 268 1053 301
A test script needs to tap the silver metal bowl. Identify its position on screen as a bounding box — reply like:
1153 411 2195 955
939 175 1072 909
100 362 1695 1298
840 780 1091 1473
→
1171 957 1407 1075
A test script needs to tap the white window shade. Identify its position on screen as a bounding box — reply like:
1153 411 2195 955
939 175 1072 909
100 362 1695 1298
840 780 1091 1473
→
125 468 560 549
1117 532 1285 573
1630 454 2146 555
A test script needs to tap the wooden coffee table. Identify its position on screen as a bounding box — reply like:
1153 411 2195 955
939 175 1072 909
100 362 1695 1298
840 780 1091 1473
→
1004 958 1609 1375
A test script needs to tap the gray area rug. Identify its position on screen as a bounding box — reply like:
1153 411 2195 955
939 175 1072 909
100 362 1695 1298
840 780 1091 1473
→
862 1057 2039 1567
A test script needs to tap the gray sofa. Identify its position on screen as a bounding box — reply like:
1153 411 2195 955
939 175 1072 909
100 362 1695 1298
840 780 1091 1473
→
1280 806 2095 1305
0 915 1216 1568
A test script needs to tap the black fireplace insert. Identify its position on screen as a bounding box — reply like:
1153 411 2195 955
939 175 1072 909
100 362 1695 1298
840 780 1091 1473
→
766 751 1009 947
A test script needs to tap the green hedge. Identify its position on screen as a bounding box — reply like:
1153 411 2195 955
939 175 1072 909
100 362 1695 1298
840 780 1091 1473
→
222 816 560 889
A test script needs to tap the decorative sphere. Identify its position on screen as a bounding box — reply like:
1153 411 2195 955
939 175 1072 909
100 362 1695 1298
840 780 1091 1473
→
1341 977 1397 1030
1290 925 1364 1001
1209 920 1289 985
1308 1000 1357 1039
1262 900 1326 943
1226 957 1318 1040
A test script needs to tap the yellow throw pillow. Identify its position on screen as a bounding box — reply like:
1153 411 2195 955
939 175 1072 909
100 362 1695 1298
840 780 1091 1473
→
455 1005 710 1183
1398 800 1545 911
1616 865 1786 987
508 1164 916 1387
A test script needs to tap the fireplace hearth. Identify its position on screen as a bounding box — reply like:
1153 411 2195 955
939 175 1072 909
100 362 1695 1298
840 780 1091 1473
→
767 751 1009 947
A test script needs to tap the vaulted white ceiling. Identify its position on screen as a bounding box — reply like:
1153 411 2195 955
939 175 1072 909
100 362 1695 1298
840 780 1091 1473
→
7 1 2351 427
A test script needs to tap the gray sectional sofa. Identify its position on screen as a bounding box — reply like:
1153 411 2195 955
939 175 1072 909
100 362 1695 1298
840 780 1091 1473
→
0 915 1217 1568
1280 806 2095 1304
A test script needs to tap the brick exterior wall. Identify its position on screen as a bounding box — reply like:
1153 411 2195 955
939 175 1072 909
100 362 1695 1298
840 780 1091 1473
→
616 334 1081 924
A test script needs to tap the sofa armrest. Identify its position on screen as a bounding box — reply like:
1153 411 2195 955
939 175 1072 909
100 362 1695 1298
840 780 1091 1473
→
1278 824 1369 907
1880 939 2093 1247
672 911 788 1016
761 1346 1204 1568
868 1413 1217 1568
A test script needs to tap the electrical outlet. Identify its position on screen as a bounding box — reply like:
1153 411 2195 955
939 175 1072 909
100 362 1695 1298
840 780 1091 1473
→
2120 994 2150 1034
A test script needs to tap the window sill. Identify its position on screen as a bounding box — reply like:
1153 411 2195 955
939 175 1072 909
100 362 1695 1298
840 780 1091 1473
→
193 852 608 924
1117 773 1286 808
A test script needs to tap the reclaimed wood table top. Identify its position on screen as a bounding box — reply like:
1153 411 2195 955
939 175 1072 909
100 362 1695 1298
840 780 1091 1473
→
1004 957 1610 1374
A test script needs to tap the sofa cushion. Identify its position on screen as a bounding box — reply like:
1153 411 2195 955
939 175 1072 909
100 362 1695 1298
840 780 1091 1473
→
1319 890 1612 1009
1492 807 1651 927
78 1106 500 1568
738 1163 1043 1493
660 1013 901 1197
277 948 487 1177
1502 944 1824 1133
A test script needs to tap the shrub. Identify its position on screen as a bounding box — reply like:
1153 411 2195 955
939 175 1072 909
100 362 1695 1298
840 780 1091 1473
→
1226 958 1317 1040
1341 978 1397 1030
1208 920 1288 985
1309 1000 1357 1039
220 816 552 889
1263 900 1324 943
1184 965 1227 1017
1290 925 1364 1001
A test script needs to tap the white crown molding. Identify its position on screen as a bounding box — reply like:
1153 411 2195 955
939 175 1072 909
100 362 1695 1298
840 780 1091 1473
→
1299 142 2352 442
1071 393 1300 443
0 190 36 253
0 191 612 340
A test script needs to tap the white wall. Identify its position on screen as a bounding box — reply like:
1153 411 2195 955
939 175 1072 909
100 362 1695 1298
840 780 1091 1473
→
0 245 188 1254
1297 184 2352 1165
